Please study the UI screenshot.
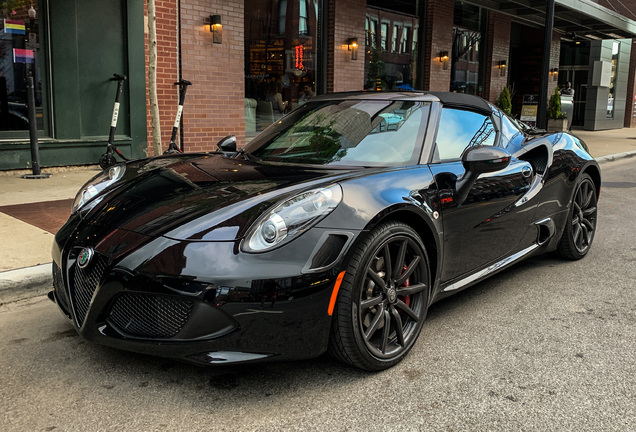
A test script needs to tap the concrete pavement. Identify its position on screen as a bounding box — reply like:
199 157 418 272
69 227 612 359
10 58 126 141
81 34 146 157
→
1 128 635 303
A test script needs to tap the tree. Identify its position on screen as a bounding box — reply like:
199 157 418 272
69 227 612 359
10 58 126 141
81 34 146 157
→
497 86 512 115
148 0 161 155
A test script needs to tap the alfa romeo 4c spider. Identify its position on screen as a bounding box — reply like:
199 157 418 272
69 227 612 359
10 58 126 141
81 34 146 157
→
50 92 600 370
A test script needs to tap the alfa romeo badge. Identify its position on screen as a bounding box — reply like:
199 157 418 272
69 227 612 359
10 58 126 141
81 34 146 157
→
77 248 94 269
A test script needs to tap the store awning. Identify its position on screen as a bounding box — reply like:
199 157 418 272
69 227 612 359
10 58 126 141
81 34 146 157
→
467 0 636 39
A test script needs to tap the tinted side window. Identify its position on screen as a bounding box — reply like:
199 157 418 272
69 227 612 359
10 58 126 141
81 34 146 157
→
435 108 496 161
499 113 525 150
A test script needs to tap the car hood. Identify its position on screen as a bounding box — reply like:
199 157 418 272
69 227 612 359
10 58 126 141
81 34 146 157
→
88 153 357 241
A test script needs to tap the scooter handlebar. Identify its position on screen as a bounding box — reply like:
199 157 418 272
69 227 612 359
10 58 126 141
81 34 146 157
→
174 79 192 86
111 73 127 81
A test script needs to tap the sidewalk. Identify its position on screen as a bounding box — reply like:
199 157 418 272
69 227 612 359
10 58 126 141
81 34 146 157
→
1 129 635 303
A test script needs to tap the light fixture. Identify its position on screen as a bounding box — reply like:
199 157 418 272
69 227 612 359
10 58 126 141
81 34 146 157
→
498 60 507 76
347 37 358 60
550 68 559 81
440 51 449 70
210 15 222 44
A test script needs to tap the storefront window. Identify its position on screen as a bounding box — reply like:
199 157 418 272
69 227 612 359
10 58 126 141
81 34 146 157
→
1 1 47 134
451 1 483 95
365 4 419 91
245 0 320 137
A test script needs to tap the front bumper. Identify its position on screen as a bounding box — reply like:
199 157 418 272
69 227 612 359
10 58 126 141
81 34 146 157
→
51 222 354 365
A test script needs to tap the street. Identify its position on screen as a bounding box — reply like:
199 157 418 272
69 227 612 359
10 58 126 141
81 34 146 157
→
1 158 635 432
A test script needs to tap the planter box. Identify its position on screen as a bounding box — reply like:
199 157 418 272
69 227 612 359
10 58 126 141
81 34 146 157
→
547 118 569 132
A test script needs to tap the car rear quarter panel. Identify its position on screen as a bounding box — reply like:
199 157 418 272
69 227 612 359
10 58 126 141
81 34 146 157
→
533 133 600 250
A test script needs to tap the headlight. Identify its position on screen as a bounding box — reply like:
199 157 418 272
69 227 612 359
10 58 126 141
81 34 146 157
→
243 185 342 252
72 164 126 214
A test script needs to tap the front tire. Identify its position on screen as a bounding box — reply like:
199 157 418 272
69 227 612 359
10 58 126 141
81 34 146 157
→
329 221 431 371
557 173 598 260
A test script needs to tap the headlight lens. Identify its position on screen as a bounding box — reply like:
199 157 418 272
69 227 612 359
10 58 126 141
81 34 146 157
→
243 185 342 252
72 164 126 214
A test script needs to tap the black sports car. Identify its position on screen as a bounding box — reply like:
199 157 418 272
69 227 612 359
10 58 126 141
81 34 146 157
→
50 92 600 370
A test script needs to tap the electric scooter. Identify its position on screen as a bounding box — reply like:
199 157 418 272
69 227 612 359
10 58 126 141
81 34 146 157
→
164 79 192 154
99 73 129 169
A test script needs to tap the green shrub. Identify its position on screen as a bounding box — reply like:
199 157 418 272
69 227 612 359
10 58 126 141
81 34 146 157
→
497 86 512 115
547 87 565 119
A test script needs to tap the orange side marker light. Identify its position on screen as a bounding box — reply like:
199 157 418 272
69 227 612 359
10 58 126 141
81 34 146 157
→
327 271 346 316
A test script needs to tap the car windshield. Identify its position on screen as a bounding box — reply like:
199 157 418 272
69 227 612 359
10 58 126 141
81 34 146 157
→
244 99 430 167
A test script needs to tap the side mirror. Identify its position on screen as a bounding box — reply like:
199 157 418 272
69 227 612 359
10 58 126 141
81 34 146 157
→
455 146 511 205
217 135 237 153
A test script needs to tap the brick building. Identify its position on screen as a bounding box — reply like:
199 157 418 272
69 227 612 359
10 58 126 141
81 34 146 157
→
1 0 636 170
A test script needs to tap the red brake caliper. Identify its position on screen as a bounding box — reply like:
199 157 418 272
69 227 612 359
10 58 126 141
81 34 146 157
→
398 265 411 309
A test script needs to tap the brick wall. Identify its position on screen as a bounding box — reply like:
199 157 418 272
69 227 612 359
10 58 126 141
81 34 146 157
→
328 0 366 92
422 0 454 91
178 1 245 151
145 0 179 156
483 11 511 104
549 32 561 98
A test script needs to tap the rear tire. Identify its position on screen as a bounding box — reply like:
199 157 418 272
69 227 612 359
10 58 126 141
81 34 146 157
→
557 173 598 260
328 221 430 371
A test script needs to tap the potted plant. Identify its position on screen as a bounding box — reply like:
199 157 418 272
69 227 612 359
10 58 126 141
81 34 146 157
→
497 86 512 115
547 87 568 131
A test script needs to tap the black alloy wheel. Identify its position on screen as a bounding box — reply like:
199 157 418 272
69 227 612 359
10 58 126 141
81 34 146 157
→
557 173 598 260
329 221 430 370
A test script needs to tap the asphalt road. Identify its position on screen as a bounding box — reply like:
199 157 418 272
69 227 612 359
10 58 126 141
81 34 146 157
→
1 158 635 432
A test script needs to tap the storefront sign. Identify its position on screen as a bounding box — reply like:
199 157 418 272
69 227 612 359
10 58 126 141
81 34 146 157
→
520 94 538 126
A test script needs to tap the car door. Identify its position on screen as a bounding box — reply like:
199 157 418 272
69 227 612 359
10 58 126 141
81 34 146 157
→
429 107 535 282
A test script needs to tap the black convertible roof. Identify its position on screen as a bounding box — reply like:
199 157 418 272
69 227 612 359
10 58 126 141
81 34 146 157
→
314 91 493 115
428 92 492 114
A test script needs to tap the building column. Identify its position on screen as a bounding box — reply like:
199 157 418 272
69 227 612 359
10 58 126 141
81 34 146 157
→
178 0 245 150
421 0 454 91
624 40 636 127
326 0 366 93
483 11 511 104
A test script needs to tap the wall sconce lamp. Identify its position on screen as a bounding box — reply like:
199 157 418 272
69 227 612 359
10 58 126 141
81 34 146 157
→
550 68 559 81
439 51 449 70
210 15 222 44
498 60 507 76
347 38 358 60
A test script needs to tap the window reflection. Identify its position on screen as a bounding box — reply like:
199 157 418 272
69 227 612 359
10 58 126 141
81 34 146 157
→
451 1 482 95
436 108 496 161
246 100 430 167
1 2 45 132
245 0 320 137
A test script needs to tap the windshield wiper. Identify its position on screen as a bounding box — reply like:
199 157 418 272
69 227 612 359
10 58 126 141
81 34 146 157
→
236 148 260 162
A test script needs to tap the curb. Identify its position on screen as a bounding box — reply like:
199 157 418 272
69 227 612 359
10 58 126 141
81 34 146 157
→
0 263 52 305
596 150 636 164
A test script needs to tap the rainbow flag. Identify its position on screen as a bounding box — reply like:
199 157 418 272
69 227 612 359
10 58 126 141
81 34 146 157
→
3 19 26 35
13 48 34 64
